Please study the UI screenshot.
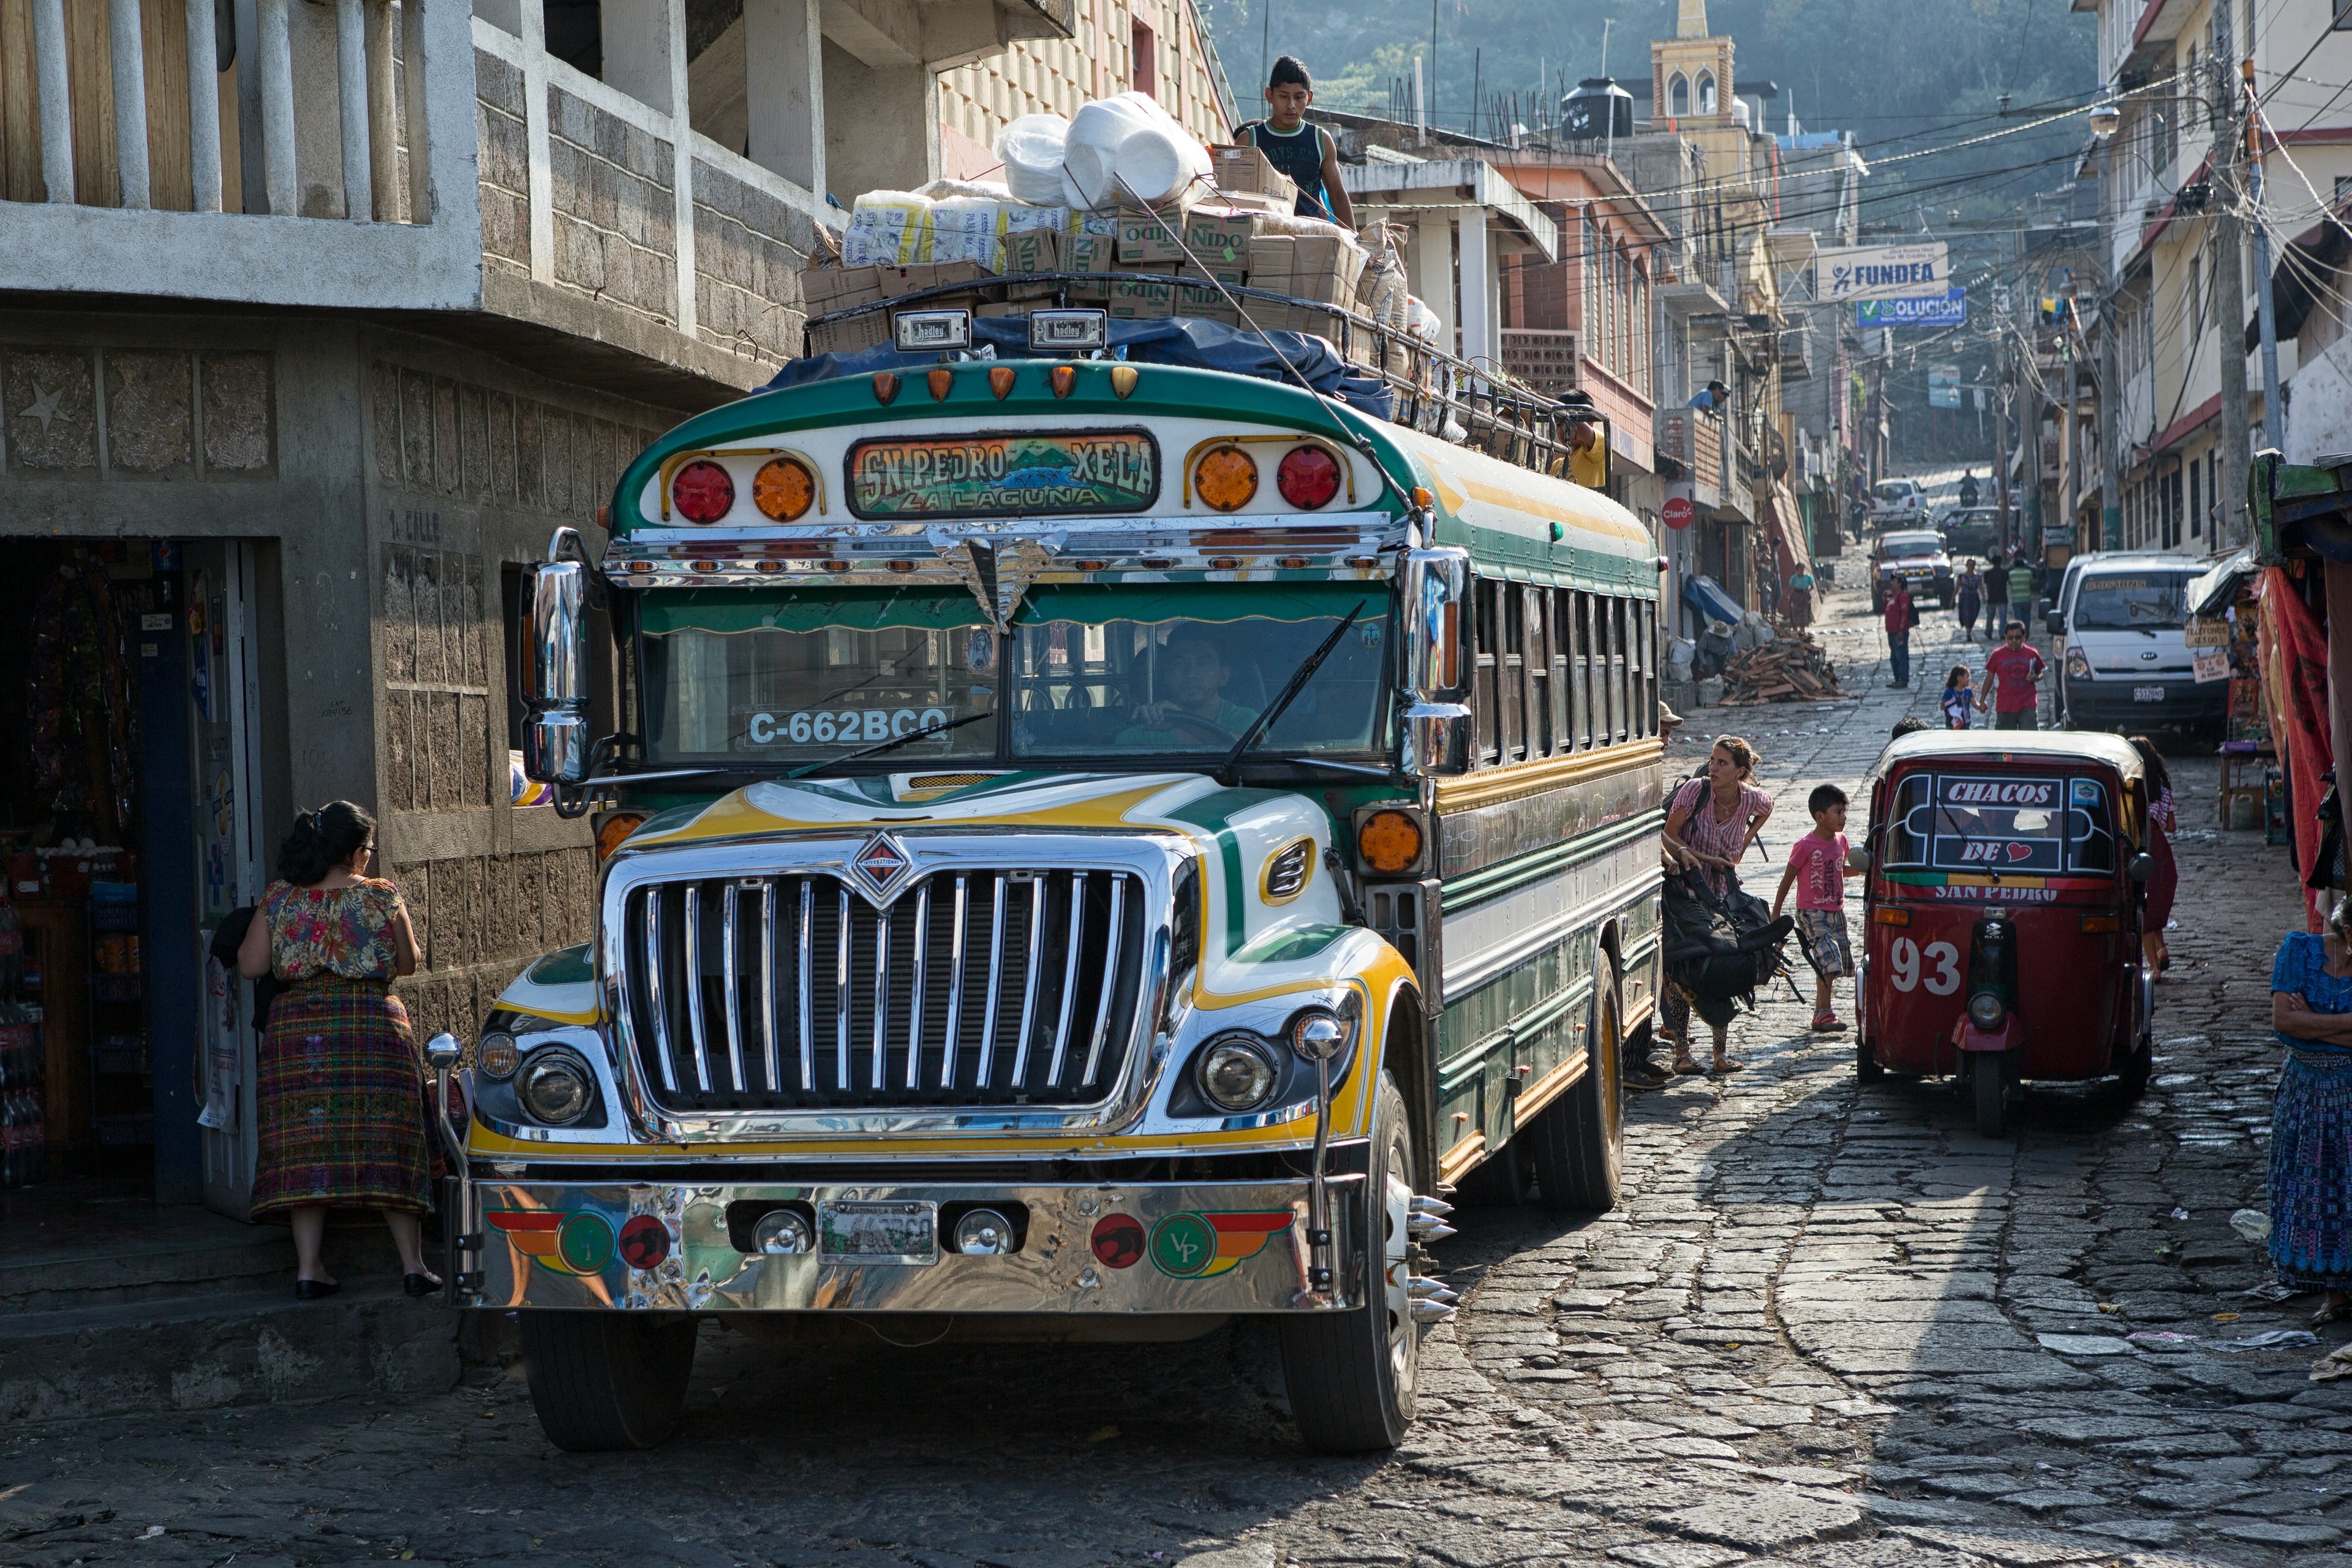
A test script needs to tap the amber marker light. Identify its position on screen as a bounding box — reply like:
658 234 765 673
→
1872 907 1910 926
1110 364 1139 399
595 813 646 862
872 372 901 404
989 366 1017 399
927 368 954 401
1357 809 1423 874
1194 445 1258 512
753 458 816 522
1050 365 1077 398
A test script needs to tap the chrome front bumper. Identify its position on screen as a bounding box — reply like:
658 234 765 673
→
466 1177 1368 1314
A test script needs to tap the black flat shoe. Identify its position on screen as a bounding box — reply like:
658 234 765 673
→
294 1279 341 1301
403 1271 443 1297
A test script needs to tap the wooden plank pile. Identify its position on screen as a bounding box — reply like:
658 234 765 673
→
1718 633 1849 704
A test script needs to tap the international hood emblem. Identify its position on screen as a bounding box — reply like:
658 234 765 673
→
849 831 914 900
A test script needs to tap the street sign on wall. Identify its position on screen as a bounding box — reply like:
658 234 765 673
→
1817 243 1951 303
1857 288 1967 328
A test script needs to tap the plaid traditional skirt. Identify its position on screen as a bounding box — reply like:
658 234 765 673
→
2270 1045 2352 1291
251 978 434 1220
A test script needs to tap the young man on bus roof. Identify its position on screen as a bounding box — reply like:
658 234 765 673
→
1236 56 1355 229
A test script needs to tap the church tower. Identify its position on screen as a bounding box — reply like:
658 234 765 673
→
1652 0 1735 126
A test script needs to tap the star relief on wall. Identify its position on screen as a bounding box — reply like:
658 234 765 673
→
18 385 67 432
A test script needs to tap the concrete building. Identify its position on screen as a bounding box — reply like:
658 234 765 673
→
0 0 1207 1216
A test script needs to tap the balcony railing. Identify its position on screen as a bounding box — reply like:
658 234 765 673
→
1654 405 1723 509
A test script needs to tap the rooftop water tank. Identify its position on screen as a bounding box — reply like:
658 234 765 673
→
1559 77 1635 143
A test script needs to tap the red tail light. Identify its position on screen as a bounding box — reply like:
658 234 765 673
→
671 460 735 523
1275 446 1341 510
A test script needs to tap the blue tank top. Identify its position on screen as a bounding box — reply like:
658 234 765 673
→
1242 120 1334 219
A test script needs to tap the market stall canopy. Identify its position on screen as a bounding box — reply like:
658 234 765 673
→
2187 543 2258 618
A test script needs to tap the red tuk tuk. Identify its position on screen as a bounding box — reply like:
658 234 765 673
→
1857 731 2157 1136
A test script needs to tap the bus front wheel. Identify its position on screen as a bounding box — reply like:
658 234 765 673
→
518 1310 698 1452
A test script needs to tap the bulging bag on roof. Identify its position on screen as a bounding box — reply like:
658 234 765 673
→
1063 95 1153 210
995 113 1074 206
928 196 1002 268
843 190 932 265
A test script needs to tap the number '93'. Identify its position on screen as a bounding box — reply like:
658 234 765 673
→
748 707 950 746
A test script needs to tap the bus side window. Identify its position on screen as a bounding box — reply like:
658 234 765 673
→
1572 591 1594 750
1547 590 1570 753
1640 600 1659 737
1500 580 1525 763
1626 600 1646 739
1473 576 1501 767
1527 586 1557 756
1610 598 1630 744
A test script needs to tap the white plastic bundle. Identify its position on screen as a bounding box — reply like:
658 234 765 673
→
995 114 1073 206
1110 92 1210 205
1405 296 1442 342
1063 96 1154 209
929 197 1003 268
843 190 932 265
916 177 1014 202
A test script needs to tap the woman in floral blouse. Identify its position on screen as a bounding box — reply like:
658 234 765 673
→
236 801 435 1299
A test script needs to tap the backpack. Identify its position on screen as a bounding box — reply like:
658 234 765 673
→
1660 866 1797 1027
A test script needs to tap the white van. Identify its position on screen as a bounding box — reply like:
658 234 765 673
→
2048 553 2225 734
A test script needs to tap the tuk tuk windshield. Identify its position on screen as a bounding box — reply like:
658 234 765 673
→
1883 772 2116 876
2071 572 2190 631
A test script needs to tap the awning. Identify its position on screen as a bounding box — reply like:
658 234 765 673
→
1761 481 1814 578
2186 543 2258 617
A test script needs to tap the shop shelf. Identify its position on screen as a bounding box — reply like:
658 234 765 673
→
89 974 143 1003
94 1113 154 1147
92 1039 149 1076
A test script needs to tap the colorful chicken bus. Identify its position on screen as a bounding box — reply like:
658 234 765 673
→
429 302 1666 1457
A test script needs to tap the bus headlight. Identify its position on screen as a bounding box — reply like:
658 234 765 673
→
516 1049 594 1126
1196 1034 1281 1112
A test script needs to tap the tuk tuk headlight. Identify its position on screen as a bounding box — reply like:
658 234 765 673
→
1966 992 2007 1031
1196 1034 1281 1112
516 1048 594 1126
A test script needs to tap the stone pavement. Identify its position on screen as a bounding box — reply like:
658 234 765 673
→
0 579 2339 1568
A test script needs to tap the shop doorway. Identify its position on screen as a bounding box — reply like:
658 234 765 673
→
0 540 268 1215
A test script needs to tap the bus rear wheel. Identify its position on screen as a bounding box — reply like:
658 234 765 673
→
518 1311 698 1452
1525 966 1624 1212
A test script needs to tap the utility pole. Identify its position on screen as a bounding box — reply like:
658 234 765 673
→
2209 4 2253 545
2098 104 2124 552
2246 56 2285 453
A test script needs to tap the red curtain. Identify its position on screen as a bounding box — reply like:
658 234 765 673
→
2258 567 2331 930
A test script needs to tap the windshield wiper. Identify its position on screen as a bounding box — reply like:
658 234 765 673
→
782 710 993 780
1216 602 1367 786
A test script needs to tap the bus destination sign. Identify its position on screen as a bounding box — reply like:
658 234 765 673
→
847 431 1158 519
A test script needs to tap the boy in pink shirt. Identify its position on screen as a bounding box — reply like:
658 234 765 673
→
1773 783 1863 1033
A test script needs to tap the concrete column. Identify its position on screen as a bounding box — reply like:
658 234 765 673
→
184 0 224 211
1411 216 1454 354
600 0 676 112
364 0 396 219
31 0 73 202
1458 216 1491 383
821 47 941 201
333 0 370 220
522 0 557 279
665 0 698 337
399 0 430 221
257 0 297 216
107 0 151 207
743 0 824 196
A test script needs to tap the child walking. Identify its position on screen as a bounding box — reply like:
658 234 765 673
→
1773 784 1863 1035
1940 663 1979 729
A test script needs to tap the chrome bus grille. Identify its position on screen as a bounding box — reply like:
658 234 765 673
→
620 869 1150 1111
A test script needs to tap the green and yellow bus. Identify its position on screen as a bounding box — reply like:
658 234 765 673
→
442 304 1665 1455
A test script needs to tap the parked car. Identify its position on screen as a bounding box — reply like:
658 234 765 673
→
1938 506 2008 560
2046 553 2225 736
1869 478 1927 527
1871 529 1954 612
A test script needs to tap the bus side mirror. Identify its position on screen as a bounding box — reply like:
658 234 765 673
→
1402 547 1471 703
521 527 594 784
2129 852 2155 884
1401 703 1472 776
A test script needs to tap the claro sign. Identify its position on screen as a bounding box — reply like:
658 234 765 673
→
1817 243 1950 304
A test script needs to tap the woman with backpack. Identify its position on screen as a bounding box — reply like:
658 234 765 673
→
1660 737 1774 1076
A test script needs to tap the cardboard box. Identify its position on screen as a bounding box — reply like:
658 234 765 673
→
995 228 1060 277
974 302 1025 318
1177 259 1248 289
805 312 890 356
876 261 989 298
1184 210 1255 270
801 263 885 315
1212 189 1294 217
1109 277 1174 319
1117 213 1187 265
1209 144 1300 206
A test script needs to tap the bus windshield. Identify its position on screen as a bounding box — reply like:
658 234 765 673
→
636 585 1390 769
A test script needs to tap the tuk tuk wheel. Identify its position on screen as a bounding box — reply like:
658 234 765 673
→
1525 964 1624 1212
2114 1038 2152 1101
1856 1035 1885 1083
1277 1069 1420 1454
1972 1056 2008 1139
517 1310 698 1452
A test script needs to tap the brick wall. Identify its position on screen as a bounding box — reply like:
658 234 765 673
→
692 162 816 368
546 87 680 327
476 50 532 274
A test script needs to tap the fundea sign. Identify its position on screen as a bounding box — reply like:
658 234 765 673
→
1817 243 1951 304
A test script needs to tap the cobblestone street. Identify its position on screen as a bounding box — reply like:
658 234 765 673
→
2 579 2340 1568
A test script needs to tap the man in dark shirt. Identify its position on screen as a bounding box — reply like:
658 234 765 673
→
1237 56 1355 227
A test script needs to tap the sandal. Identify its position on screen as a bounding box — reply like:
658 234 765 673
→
2314 1294 2352 1327
1671 1055 1703 1076
1708 1058 1746 1076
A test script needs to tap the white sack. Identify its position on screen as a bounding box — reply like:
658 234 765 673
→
994 114 1073 207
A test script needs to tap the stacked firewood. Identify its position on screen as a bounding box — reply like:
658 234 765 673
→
1718 634 1848 704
